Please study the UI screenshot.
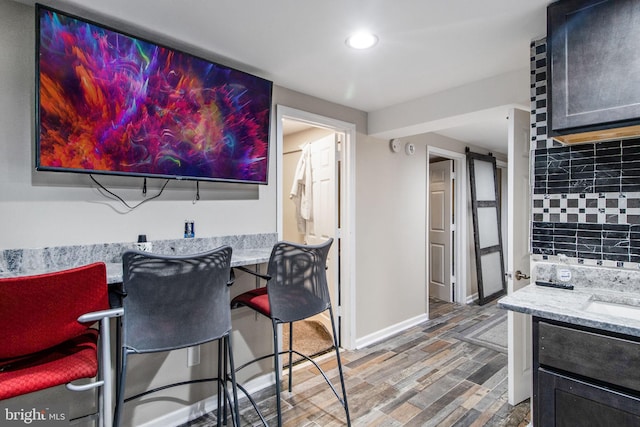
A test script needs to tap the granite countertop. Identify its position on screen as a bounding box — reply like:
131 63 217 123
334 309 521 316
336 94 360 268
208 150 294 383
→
498 261 640 338
230 247 272 268
3 248 272 285
0 233 276 284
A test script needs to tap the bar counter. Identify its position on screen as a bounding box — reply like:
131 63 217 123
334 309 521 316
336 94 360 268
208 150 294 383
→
0 233 276 283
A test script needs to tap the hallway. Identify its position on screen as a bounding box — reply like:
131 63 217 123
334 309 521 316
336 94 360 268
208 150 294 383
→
184 299 530 426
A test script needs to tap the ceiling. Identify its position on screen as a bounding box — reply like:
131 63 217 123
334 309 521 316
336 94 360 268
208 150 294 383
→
20 0 550 152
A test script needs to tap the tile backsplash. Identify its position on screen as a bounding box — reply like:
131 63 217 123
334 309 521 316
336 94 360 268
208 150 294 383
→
534 140 640 196
532 222 639 265
530 39 640 269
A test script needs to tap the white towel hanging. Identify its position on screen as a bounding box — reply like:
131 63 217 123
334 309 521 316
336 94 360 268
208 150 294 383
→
290 143 313 233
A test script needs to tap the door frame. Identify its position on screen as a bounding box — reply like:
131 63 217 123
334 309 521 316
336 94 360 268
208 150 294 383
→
276 105 356 350
426 146 468 306
506 107 533 405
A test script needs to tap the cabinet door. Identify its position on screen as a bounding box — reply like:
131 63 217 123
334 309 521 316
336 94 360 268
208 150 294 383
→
538 368 640 427
538 320 640 393
548 0 640 133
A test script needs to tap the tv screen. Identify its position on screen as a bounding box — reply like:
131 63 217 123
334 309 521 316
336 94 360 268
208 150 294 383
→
36 5 272 184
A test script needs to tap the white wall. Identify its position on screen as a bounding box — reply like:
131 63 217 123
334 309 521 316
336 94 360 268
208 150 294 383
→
355 134 428 337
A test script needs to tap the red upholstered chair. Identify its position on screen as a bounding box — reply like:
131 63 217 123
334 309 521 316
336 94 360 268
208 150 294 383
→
0 263 123 427
231 238 350 426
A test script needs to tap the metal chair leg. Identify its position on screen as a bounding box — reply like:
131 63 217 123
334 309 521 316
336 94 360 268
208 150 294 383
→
114 347 129 427
226 335 241 427
329 308 351 427
273 319 283 427
217 340 224 427
287 322 293 393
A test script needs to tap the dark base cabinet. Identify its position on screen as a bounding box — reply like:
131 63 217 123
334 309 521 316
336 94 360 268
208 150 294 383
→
533 317 640 426
538 369 640 426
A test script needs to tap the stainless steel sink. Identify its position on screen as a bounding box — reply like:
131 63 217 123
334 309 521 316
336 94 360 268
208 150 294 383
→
584 295 640 322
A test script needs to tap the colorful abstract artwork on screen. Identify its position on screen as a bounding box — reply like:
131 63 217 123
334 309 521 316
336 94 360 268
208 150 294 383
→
37 6 272 183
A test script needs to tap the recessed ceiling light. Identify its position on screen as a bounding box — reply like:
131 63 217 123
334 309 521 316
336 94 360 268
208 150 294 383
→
345 31 378 50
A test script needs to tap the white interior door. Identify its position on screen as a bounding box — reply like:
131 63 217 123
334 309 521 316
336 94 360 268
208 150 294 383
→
507 107 532 405
429 160 453 302
304 134 338 331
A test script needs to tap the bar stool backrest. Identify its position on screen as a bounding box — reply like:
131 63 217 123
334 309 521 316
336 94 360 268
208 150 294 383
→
266 238 333 323
121 246 233 353
0 263 109 359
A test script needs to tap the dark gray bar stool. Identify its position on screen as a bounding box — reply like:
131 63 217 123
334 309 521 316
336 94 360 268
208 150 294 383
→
115 246 239 427
231 238 350 426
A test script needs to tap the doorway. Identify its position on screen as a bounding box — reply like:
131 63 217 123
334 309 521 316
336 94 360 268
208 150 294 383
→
428 158 454 302
426 147 468 311
276 105 356 350
282 128 338 356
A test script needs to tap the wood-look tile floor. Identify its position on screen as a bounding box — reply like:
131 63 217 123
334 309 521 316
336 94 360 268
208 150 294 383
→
183 299 531 427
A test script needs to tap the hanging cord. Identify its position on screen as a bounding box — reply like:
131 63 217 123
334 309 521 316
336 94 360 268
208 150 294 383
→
90 175 170 210
142 178 147 196
193 181 200 204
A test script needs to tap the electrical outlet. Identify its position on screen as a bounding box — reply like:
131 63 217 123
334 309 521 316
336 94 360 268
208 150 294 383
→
136 242 152 252
557 268 571 282
184 220 195 238
187 346 200 367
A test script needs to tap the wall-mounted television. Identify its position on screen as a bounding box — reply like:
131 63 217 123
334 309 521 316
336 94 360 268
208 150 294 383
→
36 4 272 184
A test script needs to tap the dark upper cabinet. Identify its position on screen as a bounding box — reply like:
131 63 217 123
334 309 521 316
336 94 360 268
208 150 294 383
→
548 0 640 143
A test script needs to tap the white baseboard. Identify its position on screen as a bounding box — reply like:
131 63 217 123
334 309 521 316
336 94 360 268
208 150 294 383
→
466 292 479 304
354 313 429 349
